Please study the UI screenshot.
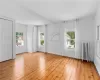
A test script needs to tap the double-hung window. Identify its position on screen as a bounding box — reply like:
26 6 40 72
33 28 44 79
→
16 32 24 46
65 31 75 49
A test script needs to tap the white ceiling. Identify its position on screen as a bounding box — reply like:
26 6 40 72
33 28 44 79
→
0 0 98 25
0 0 51 25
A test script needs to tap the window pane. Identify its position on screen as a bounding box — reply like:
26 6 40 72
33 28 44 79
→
65 31 75 49
40 32 44 46
66 31 75 39
67 40 75 49
40 40 44 45
16 32 24 46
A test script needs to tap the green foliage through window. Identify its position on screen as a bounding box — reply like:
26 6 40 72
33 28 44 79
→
41 40 44 45
40 32 44 46
16 32 24 46
66 32 75 39
65 31 75 49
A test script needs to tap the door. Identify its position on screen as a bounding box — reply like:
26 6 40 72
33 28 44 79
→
0 19 13 62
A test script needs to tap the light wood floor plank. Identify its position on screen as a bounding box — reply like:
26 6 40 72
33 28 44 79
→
0 52 99 80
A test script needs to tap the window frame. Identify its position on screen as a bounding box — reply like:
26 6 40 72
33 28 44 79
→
65 30 75 49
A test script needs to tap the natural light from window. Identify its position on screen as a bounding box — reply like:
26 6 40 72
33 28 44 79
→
65 31 75 49
39 32 44 46
16 32 24 46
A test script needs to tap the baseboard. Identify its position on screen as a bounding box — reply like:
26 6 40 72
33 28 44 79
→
36 51 47 53
16 52 28 55
94 57 100 75
17 51 93 62
94 62 100 76
45 52 80 61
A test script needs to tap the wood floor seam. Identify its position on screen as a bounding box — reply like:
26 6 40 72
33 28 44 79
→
0 52 99 80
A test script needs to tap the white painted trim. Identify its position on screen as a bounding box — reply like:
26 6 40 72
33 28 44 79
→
94 58 100 75
0 15 14 21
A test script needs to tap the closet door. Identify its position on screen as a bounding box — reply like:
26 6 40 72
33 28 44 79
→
0 19 13 62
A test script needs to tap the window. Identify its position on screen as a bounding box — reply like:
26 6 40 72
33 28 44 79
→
16 32 24 46
40 32 44 46
65 31 75 49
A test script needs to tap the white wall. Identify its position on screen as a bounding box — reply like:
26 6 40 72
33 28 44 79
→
94 5 100 75
34 26 38 52
16 23 27 54
43 15 95 61
75 16 96 60
46 23 75 56
27 25 34 52
46 24 62 55
45 23 75 56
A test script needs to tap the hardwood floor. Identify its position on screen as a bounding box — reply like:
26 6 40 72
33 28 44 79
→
0 52 99 80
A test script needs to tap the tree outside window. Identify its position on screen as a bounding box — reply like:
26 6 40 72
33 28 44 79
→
65 31 75 49
16 32 24 46
40 33 44 46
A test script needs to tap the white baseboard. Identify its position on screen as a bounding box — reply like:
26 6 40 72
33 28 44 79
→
94 56 100 75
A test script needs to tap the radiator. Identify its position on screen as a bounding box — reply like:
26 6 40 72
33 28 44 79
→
82 42 89 61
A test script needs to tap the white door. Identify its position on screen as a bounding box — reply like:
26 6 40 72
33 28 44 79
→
0 19 13 62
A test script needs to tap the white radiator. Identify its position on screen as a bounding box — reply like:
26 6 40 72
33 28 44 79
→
82 42 89 61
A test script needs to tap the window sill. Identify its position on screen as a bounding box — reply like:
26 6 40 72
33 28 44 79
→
67 48 75 49
39 45 44 47
65 48 75 51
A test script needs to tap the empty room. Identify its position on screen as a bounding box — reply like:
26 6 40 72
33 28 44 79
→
0 0 100 80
